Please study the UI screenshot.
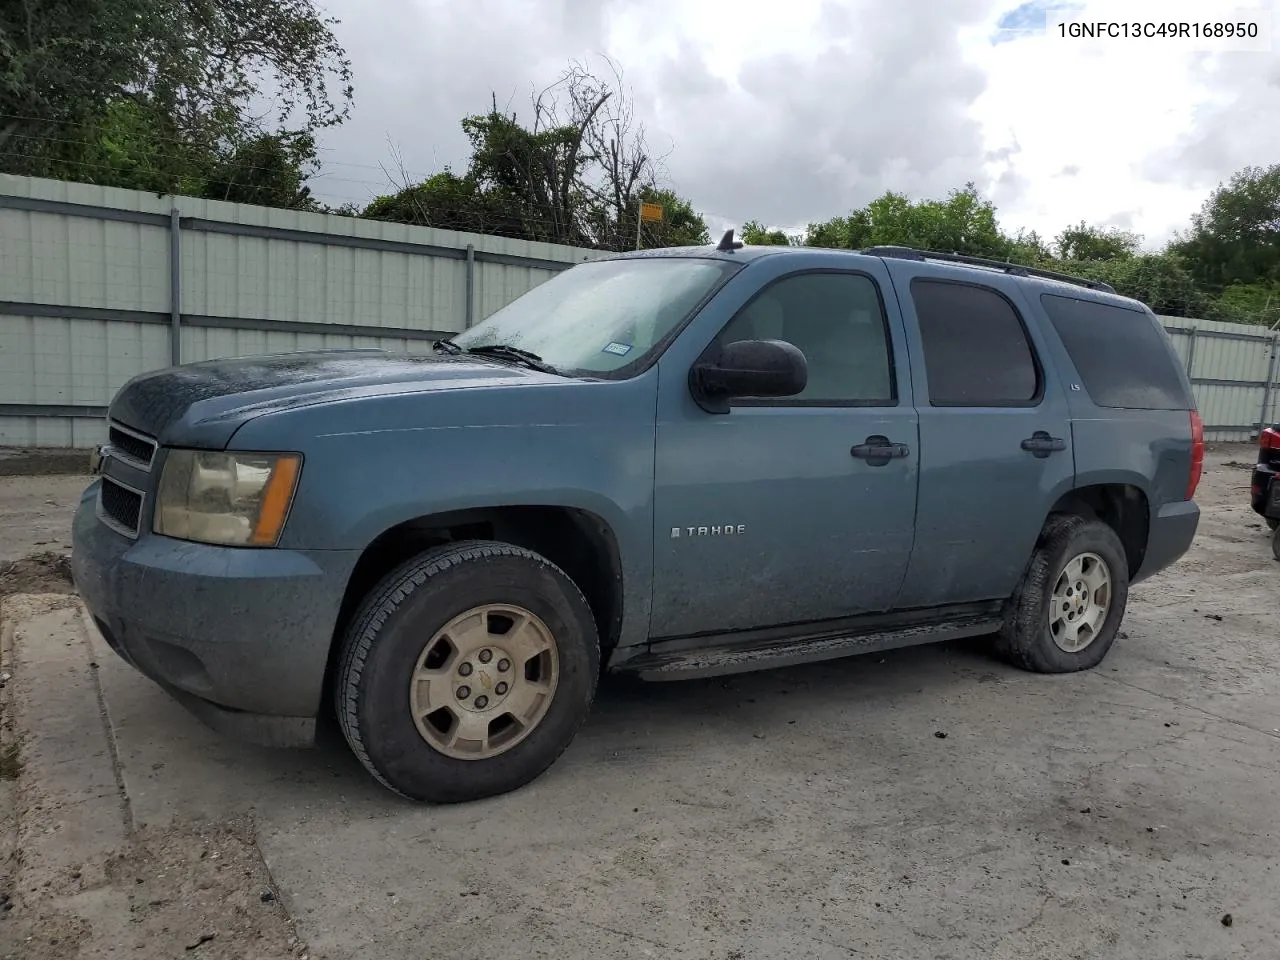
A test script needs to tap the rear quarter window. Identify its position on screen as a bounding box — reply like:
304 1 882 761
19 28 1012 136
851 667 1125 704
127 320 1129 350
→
1039 294 1192 410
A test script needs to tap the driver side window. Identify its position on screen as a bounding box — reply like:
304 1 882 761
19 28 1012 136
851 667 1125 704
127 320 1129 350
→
714 272 896 405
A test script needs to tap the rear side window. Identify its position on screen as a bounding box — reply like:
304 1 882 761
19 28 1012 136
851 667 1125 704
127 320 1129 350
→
1039 294 1192 410
911 279 1040 406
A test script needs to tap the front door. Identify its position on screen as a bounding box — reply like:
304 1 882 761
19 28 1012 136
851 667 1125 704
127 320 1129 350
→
649 266 920 639
887 267 1077 609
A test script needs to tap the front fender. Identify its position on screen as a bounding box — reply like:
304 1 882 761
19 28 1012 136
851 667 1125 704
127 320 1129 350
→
226 376 659 646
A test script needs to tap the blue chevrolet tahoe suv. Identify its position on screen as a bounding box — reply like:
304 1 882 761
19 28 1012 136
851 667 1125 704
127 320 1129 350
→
72 236 1204 803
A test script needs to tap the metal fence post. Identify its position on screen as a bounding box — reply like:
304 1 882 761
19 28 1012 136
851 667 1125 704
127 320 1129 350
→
1184 327 1197 378
465 243 475 328
1260 336 1280 431
169 207 182 365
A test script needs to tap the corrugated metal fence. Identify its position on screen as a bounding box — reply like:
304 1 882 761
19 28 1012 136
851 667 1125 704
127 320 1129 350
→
0 174 597 447
1160 317 1280 441
2 174 1278 446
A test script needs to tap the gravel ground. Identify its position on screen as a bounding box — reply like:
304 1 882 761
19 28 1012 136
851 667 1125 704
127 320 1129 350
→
1 444 1277 960
0 474 86 570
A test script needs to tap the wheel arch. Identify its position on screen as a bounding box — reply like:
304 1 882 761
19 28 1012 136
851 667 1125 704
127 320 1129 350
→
323 504 625 710
1047 483 1150 578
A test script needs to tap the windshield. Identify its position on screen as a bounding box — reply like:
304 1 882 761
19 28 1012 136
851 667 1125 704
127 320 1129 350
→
449 257 737 376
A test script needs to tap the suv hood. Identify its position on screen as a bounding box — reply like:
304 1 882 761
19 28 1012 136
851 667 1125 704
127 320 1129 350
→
108 349 563 448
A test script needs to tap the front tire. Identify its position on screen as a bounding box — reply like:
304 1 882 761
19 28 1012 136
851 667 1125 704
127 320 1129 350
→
335 541 600 802
997 515 1129 673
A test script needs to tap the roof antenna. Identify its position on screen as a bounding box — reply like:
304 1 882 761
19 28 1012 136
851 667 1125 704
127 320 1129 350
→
716 228 743 252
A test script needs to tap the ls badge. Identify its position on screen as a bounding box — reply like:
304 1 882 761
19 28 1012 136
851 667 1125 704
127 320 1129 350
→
671 524 746 538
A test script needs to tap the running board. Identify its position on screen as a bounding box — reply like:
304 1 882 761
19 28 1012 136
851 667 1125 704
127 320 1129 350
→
618 613 1002 681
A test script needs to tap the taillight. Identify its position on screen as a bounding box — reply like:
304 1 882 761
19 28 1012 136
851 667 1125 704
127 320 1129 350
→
1261 427 1280 451
1187 410 1204 500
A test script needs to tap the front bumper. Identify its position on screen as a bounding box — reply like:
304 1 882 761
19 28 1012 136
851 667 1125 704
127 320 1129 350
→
71 482 360 746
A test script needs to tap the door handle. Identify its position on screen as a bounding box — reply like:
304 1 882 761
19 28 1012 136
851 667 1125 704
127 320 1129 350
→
1021 431 1067 458
851 435 910 466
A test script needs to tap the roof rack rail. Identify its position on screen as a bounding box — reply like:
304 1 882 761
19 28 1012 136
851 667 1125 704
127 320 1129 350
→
860 245 1116 294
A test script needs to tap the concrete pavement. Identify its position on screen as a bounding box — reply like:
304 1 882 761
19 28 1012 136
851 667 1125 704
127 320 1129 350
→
3 452 1278 959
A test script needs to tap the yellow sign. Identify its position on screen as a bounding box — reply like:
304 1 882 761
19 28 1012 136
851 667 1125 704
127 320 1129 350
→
639 201 664 223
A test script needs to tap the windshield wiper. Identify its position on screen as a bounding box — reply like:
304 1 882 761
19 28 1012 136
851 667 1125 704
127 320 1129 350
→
432 338 462 355
463 344 559 374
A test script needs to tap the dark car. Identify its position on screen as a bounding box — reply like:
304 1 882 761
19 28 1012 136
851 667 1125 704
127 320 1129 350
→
1250 424 1280 530
1250 424 1280 558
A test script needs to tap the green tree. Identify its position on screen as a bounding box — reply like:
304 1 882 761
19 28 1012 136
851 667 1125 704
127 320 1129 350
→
366 62 706 251
803 184 1011 257
1208 281 1280 326
802 214 859 249
1053 221 1141 261
633 187 709 248
73 98 211 196
39 97 322 210
362 169 525 236
202 132 321 209
1054 253 1209 318
460 102 590 245
0 0 352 196
740 219 793 245
1006 228 1054 265
741 171 1279 324
915 183 1010 257
0 0 150 159
1171 164 1280 290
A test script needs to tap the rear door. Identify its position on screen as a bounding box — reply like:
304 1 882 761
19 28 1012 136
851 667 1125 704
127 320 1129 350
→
886 264 1077 609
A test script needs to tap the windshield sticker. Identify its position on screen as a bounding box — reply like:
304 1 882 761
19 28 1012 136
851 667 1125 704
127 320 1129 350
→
602 341 633 356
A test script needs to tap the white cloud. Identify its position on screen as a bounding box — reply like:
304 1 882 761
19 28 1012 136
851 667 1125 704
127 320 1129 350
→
965 0 1279 249
313 0 1278 250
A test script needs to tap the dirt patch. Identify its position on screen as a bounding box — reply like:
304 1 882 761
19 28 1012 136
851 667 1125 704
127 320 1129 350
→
0 450 90 479
0 742 17 782
0 636 16 783
1 610 22 952
111 821 306 960
0 597 308 960
0 554 74 600
8 820 306 960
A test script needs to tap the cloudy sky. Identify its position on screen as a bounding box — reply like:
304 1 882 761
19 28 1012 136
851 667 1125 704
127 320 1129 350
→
308 0 1278 250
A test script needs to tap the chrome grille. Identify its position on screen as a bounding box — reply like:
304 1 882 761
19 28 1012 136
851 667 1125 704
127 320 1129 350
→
98 476 144 538
106 420 158 471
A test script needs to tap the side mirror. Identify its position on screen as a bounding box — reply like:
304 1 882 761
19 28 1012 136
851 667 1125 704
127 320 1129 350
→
690 338 807 413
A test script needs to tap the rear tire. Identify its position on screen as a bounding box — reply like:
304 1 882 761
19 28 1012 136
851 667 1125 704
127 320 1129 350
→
335 541 600 803
1266 517 1279 531
996 515 1129 673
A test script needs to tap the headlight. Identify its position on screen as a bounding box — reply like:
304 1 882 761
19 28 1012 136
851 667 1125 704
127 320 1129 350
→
154 450 301 547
